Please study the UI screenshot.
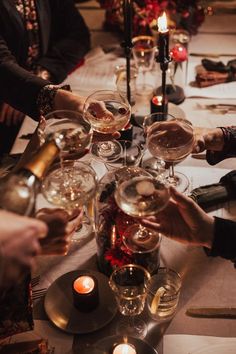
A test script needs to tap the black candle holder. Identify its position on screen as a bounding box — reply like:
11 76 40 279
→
72 274 99 312
155 44 171 116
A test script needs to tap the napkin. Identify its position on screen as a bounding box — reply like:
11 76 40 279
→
196 59 236 87
163 334 236 354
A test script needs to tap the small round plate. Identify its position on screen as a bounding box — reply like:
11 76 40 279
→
95 335 158 354
44 270 117 334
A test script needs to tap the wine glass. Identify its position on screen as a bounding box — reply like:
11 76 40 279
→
83 90 131 164
132 35 156 94
109 264 151 338
142 113 167 176
147 117 195 193
114 173 169 253
105 140 143 171
41 160 97 243
39 110 92 161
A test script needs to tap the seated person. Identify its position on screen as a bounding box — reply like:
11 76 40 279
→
0 0 91 154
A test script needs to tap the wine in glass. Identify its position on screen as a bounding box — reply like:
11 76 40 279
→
40 110 92 161
147 117 194 192
132 35 156 95
115 173 169 253
83 90 131 164
41 160 97 243
109 264 151 338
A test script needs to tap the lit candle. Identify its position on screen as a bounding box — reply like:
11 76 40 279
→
150 95 168 115
74 276 95 294
157 12 169 63
113 343 137 354
72 274 99 312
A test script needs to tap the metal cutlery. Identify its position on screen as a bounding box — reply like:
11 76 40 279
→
186 307 236 319
197 103 236 114
190 53 236 58
32 287 47 301
31 275 41 288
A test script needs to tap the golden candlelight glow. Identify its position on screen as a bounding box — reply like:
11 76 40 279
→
157 12 168 33
113 343 137 354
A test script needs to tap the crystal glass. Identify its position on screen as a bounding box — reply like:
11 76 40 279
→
41 160 97 242
106 140 143 171
147 116 194 192
114 174 169 253
132 36 156 94
147 268 181 321
40 110 92 161
115 64 138 107
109 264 151 338
83 90 131 164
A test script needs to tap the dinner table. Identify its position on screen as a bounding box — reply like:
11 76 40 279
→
9 8 236 354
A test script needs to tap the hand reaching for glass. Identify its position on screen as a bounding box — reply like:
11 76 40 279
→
36 208 83 255
141 186 214 249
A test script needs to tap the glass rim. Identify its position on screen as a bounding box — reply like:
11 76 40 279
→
109 263 151 282
44 109 84 119
149 267 182 298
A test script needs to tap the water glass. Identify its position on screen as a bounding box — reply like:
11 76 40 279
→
115 65 138 106
147 268 181 321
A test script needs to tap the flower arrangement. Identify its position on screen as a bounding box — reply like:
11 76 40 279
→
97 0 205 36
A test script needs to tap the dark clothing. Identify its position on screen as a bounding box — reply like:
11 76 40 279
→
206 126 236 165
0 0 90 118
206 217 236 267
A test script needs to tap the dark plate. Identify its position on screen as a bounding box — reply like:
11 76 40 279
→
44 270 117 334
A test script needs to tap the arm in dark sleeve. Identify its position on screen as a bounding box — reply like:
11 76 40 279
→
37 0 91 84
0 37 50 120
206 127 236 165
205 217 236 266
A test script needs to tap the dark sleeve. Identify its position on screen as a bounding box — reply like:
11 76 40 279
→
37 0 91 84
0 37 50 120
206 127 236 165
205 217 236 266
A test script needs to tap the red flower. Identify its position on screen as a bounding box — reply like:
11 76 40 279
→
171 44 188 62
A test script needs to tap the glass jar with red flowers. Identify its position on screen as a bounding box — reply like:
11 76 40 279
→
95 166 161 276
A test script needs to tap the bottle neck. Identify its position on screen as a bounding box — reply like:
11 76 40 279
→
24 140 60 180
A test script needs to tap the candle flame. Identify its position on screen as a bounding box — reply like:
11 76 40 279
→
157 12 168 33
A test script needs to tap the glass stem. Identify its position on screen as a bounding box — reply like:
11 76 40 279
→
169 163 175 179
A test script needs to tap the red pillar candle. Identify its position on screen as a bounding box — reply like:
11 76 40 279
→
72 275 99 312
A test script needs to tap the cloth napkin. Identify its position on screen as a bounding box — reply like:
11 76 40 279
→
196 59 236 87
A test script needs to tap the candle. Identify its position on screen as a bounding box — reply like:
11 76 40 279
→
150 95 168 115
72 274 99 312
113 343 136 354
123 0 132 45
157 12 169 63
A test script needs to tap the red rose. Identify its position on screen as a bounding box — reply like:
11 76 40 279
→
170 44 188 62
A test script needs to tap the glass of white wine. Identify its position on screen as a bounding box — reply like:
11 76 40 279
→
83 90 131 164
147 117 195 193
41 160 97 243
39 110 93 161
109 264 150 338
114 174 169 254
132 35 156 95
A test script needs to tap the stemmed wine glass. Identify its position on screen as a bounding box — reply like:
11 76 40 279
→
114 172 169 254
147 117 195 192
83 90 131 165
41 160 97 243
39 110 93 161
109 264 151 338
132 36 156 94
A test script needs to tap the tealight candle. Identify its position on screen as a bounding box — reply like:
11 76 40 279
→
112 343 137 354
150 95 168 115
72 274 99 312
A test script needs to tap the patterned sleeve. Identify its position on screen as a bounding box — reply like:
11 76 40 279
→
36 84 71 116
206 126 236 165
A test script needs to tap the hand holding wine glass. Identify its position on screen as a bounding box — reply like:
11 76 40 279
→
147 117 195 192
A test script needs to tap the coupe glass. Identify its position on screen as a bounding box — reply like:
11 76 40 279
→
115 174 169 253
40 110 92 161
41 160 97 243
132 36 156 94
109 264 150 338
147 117 194 193
83 90 131 164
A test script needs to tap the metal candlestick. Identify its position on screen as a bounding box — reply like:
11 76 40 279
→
156 54 171 115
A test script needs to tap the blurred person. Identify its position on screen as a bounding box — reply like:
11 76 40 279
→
0 0 91 154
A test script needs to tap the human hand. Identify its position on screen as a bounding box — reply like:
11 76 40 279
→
193 127 224 153
36 208 83 255
0 211 47 287
0 103 25 126
141 187 214 248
